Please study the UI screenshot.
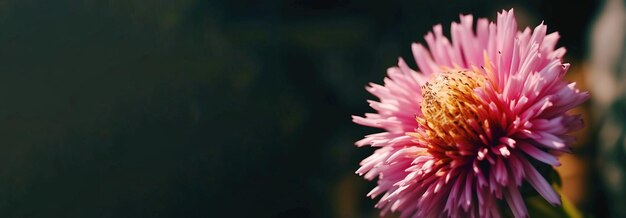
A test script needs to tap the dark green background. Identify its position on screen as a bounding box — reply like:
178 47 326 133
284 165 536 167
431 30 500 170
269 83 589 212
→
0 0 598 217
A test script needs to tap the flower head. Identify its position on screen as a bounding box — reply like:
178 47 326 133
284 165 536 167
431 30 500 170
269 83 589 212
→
353 9 588 218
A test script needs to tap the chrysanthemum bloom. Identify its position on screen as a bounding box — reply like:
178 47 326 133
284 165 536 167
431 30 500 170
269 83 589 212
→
353 9 588 218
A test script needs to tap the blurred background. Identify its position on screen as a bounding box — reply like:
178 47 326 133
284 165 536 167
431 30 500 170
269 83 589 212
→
0 0 623 217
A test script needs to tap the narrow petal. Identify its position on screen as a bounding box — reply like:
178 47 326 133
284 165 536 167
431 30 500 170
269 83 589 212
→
522 158 562 205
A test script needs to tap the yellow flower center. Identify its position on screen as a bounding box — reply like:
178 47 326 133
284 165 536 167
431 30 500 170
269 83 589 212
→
418 70 486 145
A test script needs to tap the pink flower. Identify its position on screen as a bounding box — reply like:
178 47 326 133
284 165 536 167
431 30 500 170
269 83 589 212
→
353 9 588 218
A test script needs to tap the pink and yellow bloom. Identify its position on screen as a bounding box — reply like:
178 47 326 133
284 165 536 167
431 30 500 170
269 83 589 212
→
353 9 588 217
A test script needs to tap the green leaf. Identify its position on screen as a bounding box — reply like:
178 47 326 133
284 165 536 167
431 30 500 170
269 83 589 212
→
524 168 582 218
